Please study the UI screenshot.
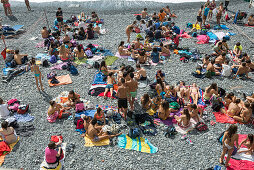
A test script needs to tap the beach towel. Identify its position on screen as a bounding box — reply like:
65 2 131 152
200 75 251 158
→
213 112 238 124
84 135 110 147
231 148 254 162
50 62 68 70
35 53 51 61
14 113 34 122
0 137 19 166
48 74 72 87
12 25 24 32
197 35 210 44
225 155 254 170
115 52 130 59
75 110 96 118
180 32 192 39
193 24 201 30
220 25 229 30
214 32 226 40
207 32 219 42
118 134 158 153
190 88 206 107
105 56 118 66
174 119 196 134
92 72 106 85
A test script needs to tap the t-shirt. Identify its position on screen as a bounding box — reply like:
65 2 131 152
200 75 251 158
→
151 52 159 63
45 147 58 164
56 11 62 17
0 104 10 119
222 64 231 77
204 7 210 16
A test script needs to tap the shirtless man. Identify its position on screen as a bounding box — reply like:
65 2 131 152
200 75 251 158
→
104 72 116 98
87 118 121 142
135 64 147 80
233 102 252 123
215 52 226 65
41 27 49 39
188 104 203 122
132 38 142 50
67 90 80 107
93 23 101 35
207 59 220 76
195 5 203 27
14 50 28 65
126 73 138 111
227 98 241 117
232 62 250 79
216 2 224 25
246 60 254 72
116 78 130 120
141 8 149 19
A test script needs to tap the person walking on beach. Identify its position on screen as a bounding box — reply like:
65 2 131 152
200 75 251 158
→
126 21 137 43
216 2 224 25
224 0 230 11
195 5 203 27
30 57 44 91
25 0 31 11
1 0 12 16
56 8 63 32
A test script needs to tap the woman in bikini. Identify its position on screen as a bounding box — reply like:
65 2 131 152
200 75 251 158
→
220 124 239 167
204 83 218 104
190 83 200 105
99 60 109 76
155 78 166 96
118 41 131 56
31 58 43 92
238 134 254 155
165 85 177 103
158 101 172 120
174 108 191 128
0 121 18 144
94 107 106 125
2 0 12 16
176 81 190 101
141 93 152 110
47 100 70 123
74 44 85 60
59 44 69 61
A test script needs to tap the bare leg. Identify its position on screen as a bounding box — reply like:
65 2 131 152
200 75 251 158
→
39 75 44 91
35 77 40 91
4 7 7 16
127 33 130 43
225 149 234 166
7 7 12 16
104 88 109 98
110 88 113 98
220 147 227 164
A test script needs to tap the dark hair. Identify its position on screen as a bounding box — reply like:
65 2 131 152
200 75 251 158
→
143 94 150 105
246 60 251 64
77 44 82 52
91 118 97 125
225 59 229 65
248 134 253 145
162 101 169 111
218 42 222 46
157 78 164 90
48 141 56 149
160 9 163 13
100 61 106 71
97 107 102 115
58 8 61 10
43 26 47 29
244 101 250 108
144 8 147 11
1 121 8 129
207 83 217 93
136 64 141 69
49 100 55 106
69 90 75 95
123 71 128 78
31 57 36 65
242 62 246 67
130 72 134 79
119 41 124 48
0 98 3 104
236 42 241 46
190 104 197 109
222 52 226 56
160 42 163 47
183 108 191 121
121 78 125 84
152 48 158 53
108 72 114 77
226 124 238 141
211 58 215 64
235 98 241 104
201 5 204 9
243 53 247 57
15 49 19 54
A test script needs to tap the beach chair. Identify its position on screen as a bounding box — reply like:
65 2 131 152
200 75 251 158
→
233 11 247 25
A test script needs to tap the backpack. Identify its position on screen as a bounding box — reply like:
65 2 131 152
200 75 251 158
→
76 102 85 113
93 61 100 69
165 126 177 138
69 65 78 75
42 59 49 67
136 15 141 21
47 71 57 79
85 49 93 58
187 23 193 28
50 55 57 64
195 122 208 131
128 128 141 139
17 104 29 114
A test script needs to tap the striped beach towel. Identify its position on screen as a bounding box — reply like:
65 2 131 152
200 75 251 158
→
118 134 158 153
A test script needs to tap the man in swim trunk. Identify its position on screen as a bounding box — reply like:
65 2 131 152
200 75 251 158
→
126 72 138 111
195 5 203 27
116 78 130 120
233 102 251 123
232 62 251 79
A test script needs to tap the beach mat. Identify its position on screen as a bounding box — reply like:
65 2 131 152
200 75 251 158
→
0 137 19 166
48 74 72 87
213 112 238 124
118 134 158 153
115 52 130 59
244 24 254 27
225 156 254 170
105 56 118 66
84 135 110 147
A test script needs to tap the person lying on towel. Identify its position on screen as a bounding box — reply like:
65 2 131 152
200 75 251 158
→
174 108 191 128
87 118 122 142
238 134 254 155
0 121 19 145
233 101 252 124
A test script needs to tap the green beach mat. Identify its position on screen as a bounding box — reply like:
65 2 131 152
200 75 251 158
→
105 56 118 66
74 58 87 65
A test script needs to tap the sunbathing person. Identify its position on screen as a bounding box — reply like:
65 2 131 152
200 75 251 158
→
246 94 254 103
87 118 121 142
91 11 99 22
118 41 131 56
215 52 227 66
67 90 80 107
247 14 254 26
85 27 94 40
227 98 241 117
132 38 142 50
190 83 200 105
104 72 116 98
141 93 152 110
132 49 147 64
135 64 147 80
59 44 69 61
93 23 101 35
47 100 70 123
126 72 138 111
0 121 18 144
74 44 85 60
116 78 130 120
220 124 239 167
204 83 218 103
224 92 236 109
202 55 210 68
233 101 252 123
174 108 191 128
213 42 226 56
14 50 28 65
155 78 165 96
157 42 170 57
221 60 231 77
45 141 63 165
2 63 30 83
232 62 250 79
76 114 91 136
176 81 189 101
238 134 254 155
189 104 203 122
207 59 221 76
94 107 106 125
151 47 160 63
31 58 43 92
233 42 243 58
158 101 173 120
158 9 167 22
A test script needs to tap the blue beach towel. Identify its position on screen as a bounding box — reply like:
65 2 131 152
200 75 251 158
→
12 25 24 31
92 71 106 85
35 53 51 61
14 113 34 122
220 25 229 30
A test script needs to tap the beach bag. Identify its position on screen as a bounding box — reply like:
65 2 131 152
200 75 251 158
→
218 87 226 97
42 59 49 67
211 100 223 112
69 65 78 75
165 126 177 137
8 99 20 112
17 104 29 114
195 122 208 131
129 128 141 139
187 23 193 28
75 102 85 113
135 27 140 33
47 71 57 79
50 55 57 64
85 49 93 58
136 15 141 21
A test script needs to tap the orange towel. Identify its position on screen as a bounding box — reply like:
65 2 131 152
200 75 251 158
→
48 74 72 87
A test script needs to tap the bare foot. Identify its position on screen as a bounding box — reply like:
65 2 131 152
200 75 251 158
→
219 158 224 164
81 134 85 137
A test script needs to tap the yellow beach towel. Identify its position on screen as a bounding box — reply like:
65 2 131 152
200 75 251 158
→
84 135 110 147
0 137 20 166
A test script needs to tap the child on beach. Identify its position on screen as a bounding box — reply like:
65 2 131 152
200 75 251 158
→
190 83 200 105
31 58 43 92
220 124 239 167
104 72 116 98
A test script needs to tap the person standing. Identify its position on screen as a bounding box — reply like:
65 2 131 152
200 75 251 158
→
195 5 203 27
25 0 31 11
1 0 12 16
56 8 63 32
203 4 210 26
30 58 43 91
225 0 230 11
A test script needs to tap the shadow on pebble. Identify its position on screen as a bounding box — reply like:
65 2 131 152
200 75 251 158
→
7 15 18 21
40 91 53 103
11 141 20 152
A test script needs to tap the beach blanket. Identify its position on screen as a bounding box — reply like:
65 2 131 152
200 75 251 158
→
225 157 254 170
0 137 19 166
115 52 130 59
50 62 68 70
48 74 72 87
2 67 26 77
174 119 196 134
105 56 118 66
84 135 110 147
14 113 34 122
180 32 192 39
213 112 238 124
35 53 51 61
118 134 158 153
92 72 106 85
220 25 229 30
197 35 210 44
207 32 219 42
96 105 118 112
214 32 226 40
75 110 96 118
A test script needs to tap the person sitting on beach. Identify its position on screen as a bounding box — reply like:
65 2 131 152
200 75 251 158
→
87 118 121 142
157 42 170 57
41 27 50 39
246 94 254 103
62 35 71 46
151 47 160 64
91 11 99 22
132 38 142 50
188 104 203 122
232 62 251 79
233 101 252 123
0 98 10 119
239 53 251 63
67 90 80 107
100 61 109 76
248 14 254 26
135 64 147 80
176 81 189 100
76 114 91 136
59 44 69 61
74 44 85 60
190 83 200 105
204 83 218 103
220 38 230 51
104 72 116 98
158 9 167 22
238 134 254 155
141 8 149 19
13 49 28 65
94 107 106 125
132 49 147 64
93 23 101 35
31 58 43 92
118 41 131 56
227 98 241 117
126 72 138 111
151 96 162 111
224 92 236 109
213 42 226 56
233 42 243 58
164 85 177 103
140 20 148 33
207 59 221 76
174 108 191 128
47 100 70 123
85 27 94 40
155 78 165 96
215 52 227 66
141 93 152 110
221 60 231 77
158 101 172 120
45 141 63 165
220 124 239 167
163 5 172 16
203 55 210 68
0 121 18 145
